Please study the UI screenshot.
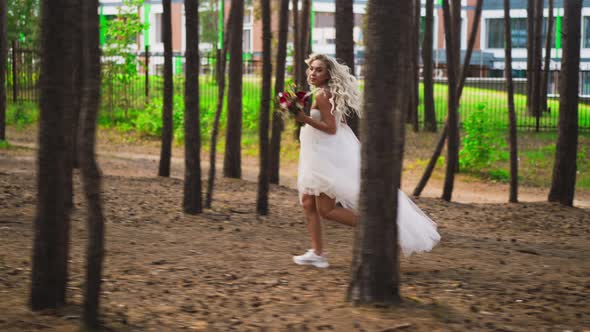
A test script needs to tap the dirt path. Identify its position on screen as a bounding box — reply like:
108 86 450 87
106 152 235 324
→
1 128 589 331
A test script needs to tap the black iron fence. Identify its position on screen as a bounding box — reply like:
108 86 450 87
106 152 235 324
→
5 45 590 132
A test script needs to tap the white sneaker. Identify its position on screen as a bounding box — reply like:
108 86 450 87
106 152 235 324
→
293 249 329 268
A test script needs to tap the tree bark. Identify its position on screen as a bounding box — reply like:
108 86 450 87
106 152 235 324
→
531 0 543 130
422 0 437 132
297 0 311 88
504 0 519 203
183 0 202 214
269 0 290 185
206 1 234 208
30 0 77 310
257 0 272 215
79 0 104 327
223 0 244 179
541 0 554 113
526 0 534 111
291 0 299 83
335 0 359 136
0 0 6 141
347 0 408 305
441 0 460 202
158 0 173 177
548 0 581 206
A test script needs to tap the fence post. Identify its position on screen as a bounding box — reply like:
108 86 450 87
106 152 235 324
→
11 40 17 103
145 45 150 99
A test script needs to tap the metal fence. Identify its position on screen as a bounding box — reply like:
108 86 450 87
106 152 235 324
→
5 45 590 132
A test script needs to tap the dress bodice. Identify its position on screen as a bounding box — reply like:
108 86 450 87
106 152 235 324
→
310 109 322 121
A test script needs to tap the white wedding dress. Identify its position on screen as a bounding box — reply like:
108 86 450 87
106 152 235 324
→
298 107 441 257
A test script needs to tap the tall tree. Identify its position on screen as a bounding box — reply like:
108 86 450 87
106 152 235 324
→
30 0 77 310
158 0 173 177
530 0 543 130
291 0 300 84
296 0 311 88
503 0 518 203
541 0 554 113
408 0 420 132
422 0 437 132
335 0 359 136
269 0 290 185
184 0 202 214
413 0 483 198
347 0 409 304
441 0 460 202
206 1 234 208
79 0 105 327
0 0 6 141
256 0 272 215
548 0 582 206
526 0 534 111
223 0 244 178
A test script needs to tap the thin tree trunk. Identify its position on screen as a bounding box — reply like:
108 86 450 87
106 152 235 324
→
30 0 77 310
291 0 299 83
413 0 483 198
541 0 554 113
531 0 543 130
159 0 173 177
79 0 104 327
335 0 359 136
269 0 290 185
223 0 244 179
504 0 519 203
183 0 202 214
422 0 437 132
441 0 460 202
347 0 408 305
526 0 534 111
548 0 581 206
257 0 272 215
298 0 311 88
206 2 234 208
0 0 6 141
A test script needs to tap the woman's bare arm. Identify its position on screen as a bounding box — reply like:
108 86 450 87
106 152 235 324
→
295 92 337 135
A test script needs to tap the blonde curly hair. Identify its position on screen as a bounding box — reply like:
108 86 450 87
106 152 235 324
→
305 53 362 119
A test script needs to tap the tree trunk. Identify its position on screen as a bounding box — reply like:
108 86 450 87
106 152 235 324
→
441 0 459 202
183 0 202 214
297 0 311 88
335 0 359 136
30 0 77 310
347 0 409 305
291 0 299 83
158 0 173 177
256 0 272 215
504 0 519 203
0 0 6 141
206 1 234 208
269 0 290 185
541 0 554 113
79 0 105 327
422 0 437 132
531 0 543 130
405 0 420 132
526 0 537 115
548 0 581 206
413 0 483 198
223 0 244 179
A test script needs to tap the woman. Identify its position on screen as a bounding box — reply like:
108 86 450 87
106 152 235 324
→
290 54 440 268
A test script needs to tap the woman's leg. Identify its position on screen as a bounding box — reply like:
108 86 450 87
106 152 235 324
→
316 193 358 227
301 194 323 254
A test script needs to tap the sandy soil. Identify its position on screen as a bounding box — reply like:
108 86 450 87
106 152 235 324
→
1 127 589 331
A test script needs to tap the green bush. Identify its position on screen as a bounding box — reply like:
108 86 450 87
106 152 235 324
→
7 102 38 128
459 103 507 170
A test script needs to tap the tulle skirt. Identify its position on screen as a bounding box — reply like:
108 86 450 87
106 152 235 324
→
298 123 441 256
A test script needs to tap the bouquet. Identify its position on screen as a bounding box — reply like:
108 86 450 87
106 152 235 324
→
277 85 312 117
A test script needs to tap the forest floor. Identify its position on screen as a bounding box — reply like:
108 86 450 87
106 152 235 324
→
1 126 589 332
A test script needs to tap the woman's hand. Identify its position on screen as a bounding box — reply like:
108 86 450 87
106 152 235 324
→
294 110 307 123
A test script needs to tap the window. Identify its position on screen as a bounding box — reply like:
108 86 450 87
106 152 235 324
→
155 13 163 43
541 17 557 49
243 28 252 53
486 18 527 49
244 8 253 25
584 17 590 48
